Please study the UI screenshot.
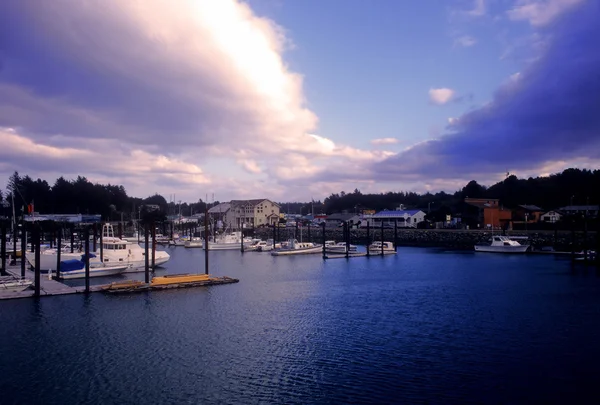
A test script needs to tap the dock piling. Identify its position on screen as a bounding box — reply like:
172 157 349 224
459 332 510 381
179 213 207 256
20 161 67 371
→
394 219 398 252
21 223 26 278
144 224 150 283
345 221 350 259
70 224 75 253
381 221 384 256
84 227 90 293
1 221 6 275
55 225 62 279
321 222 326 259
33 225 41 297
151 221 156 270
366 222 370 257
93 223 97 252
100 223 103 263
204 205 209 275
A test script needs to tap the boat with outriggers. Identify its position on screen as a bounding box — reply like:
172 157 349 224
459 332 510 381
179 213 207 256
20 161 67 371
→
271 239 322 256
368 241 396 255
474 236 530 253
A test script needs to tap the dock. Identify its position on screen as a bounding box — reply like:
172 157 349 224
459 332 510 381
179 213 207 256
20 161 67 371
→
0 265 238 300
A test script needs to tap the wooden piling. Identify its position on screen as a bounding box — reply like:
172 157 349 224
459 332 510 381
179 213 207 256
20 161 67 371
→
21 223 26 278
1 221 6 275
144 224 150 283
394 219 398 252
345 222 349 259
307 223 311 242
366 222 370 257
84 227 90 293
55 224 62 279
204 205 209 275
381 221 384 256
151 221 156 269
99 223 104 263
321 222 326 259
295 221 298 240
272 224 276 246
240 226 245 253
70 223 75 253
92 223 97 252
33 225 41 297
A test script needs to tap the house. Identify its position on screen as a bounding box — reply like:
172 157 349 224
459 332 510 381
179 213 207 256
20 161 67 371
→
558 205 599 217
464 198 512 229
324 213 360 227
229 199 281 229
368 209 426 228
540 210 561 223
513 205 544 223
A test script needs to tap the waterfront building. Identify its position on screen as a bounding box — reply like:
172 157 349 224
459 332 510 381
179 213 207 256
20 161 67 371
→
208 199 280 230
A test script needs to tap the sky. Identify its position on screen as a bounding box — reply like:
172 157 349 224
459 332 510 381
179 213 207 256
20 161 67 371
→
0 0 598 203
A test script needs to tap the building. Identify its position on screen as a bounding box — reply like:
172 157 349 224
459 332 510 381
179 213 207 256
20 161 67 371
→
208 199 280 230
540 210 561 223
323 213 360 228
558 205 600 217
464 198 512 229
369 209 426 228
513 205 544 223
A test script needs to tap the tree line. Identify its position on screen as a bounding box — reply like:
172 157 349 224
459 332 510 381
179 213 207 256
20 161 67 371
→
1 168 599 223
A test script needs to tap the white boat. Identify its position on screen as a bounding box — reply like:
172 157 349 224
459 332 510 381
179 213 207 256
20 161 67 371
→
0 276 33 292
184 237 203 248
57 259 128 279
474 235 530 253
205 231 248 250
28 224 171 273
325 241 358 253
244 239 264 251
271 239 322 256
368 241 396 255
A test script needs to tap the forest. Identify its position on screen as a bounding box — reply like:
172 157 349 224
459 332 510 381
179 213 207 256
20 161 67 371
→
1 169 599 223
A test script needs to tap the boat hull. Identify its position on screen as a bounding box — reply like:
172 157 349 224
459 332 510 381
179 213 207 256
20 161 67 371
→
59 265 127 279
368 249 397 255
474 245 530 253
205 243 244 250
271 246 323 256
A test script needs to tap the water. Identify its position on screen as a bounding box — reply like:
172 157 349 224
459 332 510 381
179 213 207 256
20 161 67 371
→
1 247 600 404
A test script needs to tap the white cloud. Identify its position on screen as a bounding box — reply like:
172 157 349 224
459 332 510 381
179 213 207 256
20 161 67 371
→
467 0 486 17
370 137 399 145
454 35 477 47
429 88 455 105
507 0 583 26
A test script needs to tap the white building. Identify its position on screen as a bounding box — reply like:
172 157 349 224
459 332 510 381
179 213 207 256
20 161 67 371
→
540 210 561 223
208 199 280 230
368 209 426 228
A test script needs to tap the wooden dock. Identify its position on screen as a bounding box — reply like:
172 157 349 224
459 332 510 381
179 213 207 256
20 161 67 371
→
0 266 238 300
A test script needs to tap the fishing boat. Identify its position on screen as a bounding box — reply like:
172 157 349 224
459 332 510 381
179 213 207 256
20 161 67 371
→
27 224 170 272
271 239 322 256
0 276 33 292
57 259 128 279
368 241 396 255
325 241 358 254
474 236 530 253
184 237 203 248
204 231 249 250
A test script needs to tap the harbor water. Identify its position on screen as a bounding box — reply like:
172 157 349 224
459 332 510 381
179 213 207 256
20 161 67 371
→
1 247 600 404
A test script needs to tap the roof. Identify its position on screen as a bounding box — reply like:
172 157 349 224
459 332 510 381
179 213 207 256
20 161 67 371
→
325 213 357 221
464 198 499 209
518 204 543 211
208 202 231 214
230 199 280 208
373 210 423 217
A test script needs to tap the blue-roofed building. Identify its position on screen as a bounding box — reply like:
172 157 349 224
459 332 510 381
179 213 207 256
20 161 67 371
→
369 209 426 228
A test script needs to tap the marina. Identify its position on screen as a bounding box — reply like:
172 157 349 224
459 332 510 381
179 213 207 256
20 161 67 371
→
1 246 600 404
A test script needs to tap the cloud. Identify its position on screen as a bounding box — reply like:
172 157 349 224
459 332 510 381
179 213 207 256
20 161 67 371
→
507 0 584 26
371 138 399 145
429 88 455 105
467 0 486 17
372 0 600 183
0 0 386 201
454 35 477 47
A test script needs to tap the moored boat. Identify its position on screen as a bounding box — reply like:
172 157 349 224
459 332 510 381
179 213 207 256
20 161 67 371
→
325 241 358 254
271 239 322 256
57 259 128 279
184 237 203 248
368 241 396 255
0 276 33 292
474 236 530 253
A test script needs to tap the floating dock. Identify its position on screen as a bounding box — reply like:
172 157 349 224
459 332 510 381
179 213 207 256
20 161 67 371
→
0 266 238 300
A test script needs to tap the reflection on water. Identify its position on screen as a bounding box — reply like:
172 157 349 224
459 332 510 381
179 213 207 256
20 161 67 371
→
1 247 600 404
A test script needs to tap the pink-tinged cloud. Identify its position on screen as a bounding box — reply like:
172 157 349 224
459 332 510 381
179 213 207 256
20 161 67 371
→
428 88 455 105
508 0 584 26
370 138 399 145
